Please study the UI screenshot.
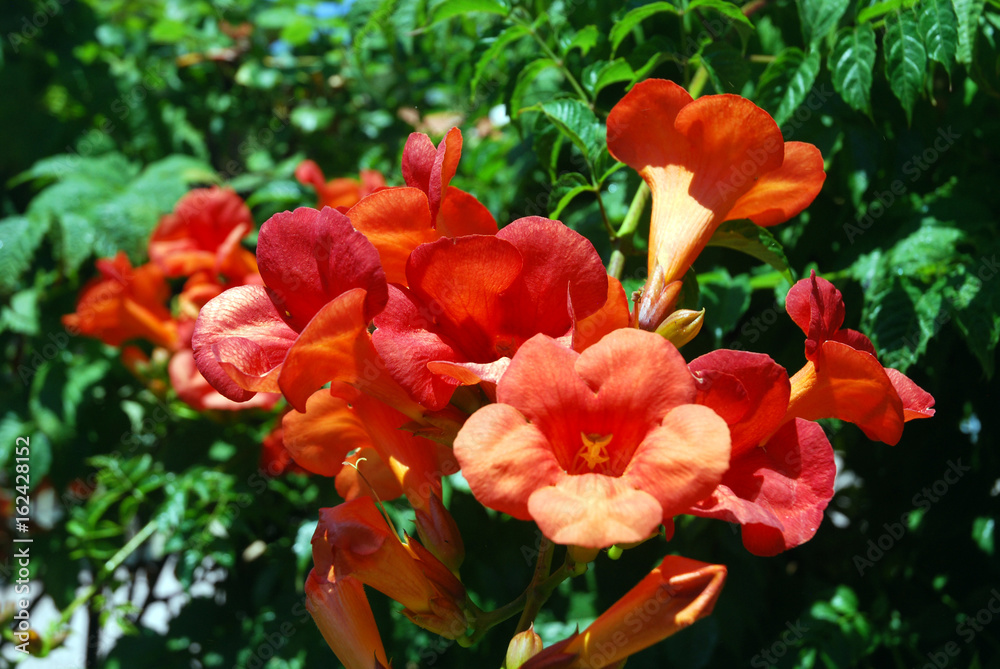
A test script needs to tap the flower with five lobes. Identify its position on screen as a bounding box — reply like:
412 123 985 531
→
453 328 731 549
607 78 826 287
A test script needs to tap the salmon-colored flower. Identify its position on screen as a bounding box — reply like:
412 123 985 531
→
312 496 470 640
522 556 726 669
607 79 826 285
305 567 389 669
453 329 731 549
784 273 935 444
372 217 610 410
148 186 258 281
63 252 178 349
347 128 497 284
295 159 386 210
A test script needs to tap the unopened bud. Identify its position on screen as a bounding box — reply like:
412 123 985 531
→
654 308 704 348
415 493 465 573
505 624 544 669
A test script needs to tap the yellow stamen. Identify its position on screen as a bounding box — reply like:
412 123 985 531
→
578 433 613 470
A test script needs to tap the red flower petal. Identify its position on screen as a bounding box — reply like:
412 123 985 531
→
725 142 827 226
690 350 791 456
192 285 298 402
885 368 936 420
572 275 630 352
169 348 280 411
283 390 372 477
257 207 388 330
436 186 498 237
401 128 462 221
347 187 440 285
692 419 835 556
497 217 609 338
785 272 846 355
622 404 731 520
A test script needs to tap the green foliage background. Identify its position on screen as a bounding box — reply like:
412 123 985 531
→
1 0 999 667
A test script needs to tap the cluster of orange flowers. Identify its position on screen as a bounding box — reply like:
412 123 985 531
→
65 80 934 667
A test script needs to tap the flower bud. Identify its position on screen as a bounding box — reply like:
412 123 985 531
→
505 624 544 669
655 308 704 348
415 493 466 572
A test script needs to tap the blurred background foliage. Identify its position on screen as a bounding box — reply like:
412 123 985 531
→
1 0 999 667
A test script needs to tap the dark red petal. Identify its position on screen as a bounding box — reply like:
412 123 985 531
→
690 418 835 556
689 350 791 456
497 217 608 338
257 206 388 329
785 272 846 355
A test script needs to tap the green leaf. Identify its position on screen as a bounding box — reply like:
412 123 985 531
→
698 270 753 347
523 99 604 167
685 0 754 29
828 25 878 113
697 41 751 94
944 263 1000 376
548 172 592 219
472 24 528 92
884 9 927 124
953 0 986 63
972 517 995 555
796 0 850 44
291 105 335 133
582 59 635 97
430 0 508 24
0 216 50 295
756 47 822 126
149 19 188 43
706 219 795 284
280 17 315 46
858 0 907 24
563 25 599 57
920 0 959 74
610 2 680 54
510 58 559 116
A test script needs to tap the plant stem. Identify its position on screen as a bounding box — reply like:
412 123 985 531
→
617 181 650 240
521 23 591 105
56 518 158 628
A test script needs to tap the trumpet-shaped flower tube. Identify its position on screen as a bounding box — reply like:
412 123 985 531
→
453 330 730 549
305 568 389 669
372 217 610 410
312 497 470 640
607 79 826 284
521 556 726 669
